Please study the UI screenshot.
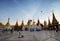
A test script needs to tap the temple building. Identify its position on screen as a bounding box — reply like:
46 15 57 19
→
48 12 59 30
4 18 12 31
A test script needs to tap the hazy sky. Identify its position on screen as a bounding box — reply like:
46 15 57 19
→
0 0 60 25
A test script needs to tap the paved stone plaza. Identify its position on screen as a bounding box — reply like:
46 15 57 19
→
0 31 60 41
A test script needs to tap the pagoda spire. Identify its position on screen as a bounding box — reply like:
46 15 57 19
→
52 11 58 24
15 19 18 26
14 19 19 30
21 20 24 26
32 19 35 26
36 19 40 26
48 17 51 26
6 18 10 26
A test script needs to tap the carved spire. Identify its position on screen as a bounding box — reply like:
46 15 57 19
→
52 11 58 24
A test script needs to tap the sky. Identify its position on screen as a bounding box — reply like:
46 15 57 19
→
0 0 60 25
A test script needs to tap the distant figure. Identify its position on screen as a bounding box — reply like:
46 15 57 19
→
18 31 24 38
55 27 59 32
19 31 21 35
10 29 13 33
18 31 21 38
56 28 58 32
21 35 24 38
